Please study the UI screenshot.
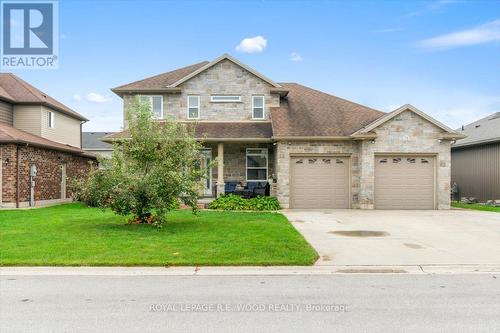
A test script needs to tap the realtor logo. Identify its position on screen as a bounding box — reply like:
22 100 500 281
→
1 0 58 69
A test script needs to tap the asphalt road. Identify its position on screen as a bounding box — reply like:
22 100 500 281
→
1 274 500 332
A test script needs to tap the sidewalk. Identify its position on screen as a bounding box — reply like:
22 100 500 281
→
2 265 500 276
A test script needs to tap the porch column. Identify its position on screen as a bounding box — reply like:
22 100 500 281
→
216 142 225 197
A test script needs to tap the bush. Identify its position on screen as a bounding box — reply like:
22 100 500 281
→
208 194 281 211
72 169 114 207
75 98 209 227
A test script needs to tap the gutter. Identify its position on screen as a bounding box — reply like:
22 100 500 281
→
199 138 272 143
111 88 182 97
104 135 380 143
0 139 97 158
452 137 500 149
272 134 377 141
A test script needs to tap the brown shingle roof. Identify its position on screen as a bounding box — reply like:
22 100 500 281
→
103 122 273 141
0 73 88 121
0 122 95 157
112 61 209 92
271 83 385 137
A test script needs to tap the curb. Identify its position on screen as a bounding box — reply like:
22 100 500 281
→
1 265 500 276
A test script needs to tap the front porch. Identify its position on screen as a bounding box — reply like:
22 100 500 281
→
200 142 276 199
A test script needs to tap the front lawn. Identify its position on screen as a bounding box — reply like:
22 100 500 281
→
0 203 317 266
452 202 500 213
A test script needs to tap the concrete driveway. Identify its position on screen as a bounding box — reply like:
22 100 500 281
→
283 209 500 266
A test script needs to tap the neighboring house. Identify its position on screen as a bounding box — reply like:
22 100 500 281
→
451 112 500 202
106 54 464 210
0 73 96 208
82 132 115 159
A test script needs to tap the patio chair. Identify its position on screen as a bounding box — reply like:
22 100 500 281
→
224 181 239 194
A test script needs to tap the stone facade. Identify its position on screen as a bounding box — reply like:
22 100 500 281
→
1 144 95 207
203 142 275 196
274 110 452 209
358 110 451 209
123 59 280 124
275 141 361 209
116 57 454 210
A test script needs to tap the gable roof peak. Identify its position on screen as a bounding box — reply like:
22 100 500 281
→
169 53 281 88
352 104 463 139
0 73 88 121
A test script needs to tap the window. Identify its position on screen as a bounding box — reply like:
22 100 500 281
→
246 148 268 181
211 95 241 103
252 96 265 119
187 95 200 119
140 95 163 119
48 111 54 128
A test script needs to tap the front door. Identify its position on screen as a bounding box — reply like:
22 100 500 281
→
201 149 212 196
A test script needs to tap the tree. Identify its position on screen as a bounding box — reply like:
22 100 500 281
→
80 98 207 226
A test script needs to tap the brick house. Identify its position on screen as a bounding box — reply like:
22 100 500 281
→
0 74 96 208
106 54 465 210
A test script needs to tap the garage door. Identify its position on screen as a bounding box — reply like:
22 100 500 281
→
375 156 435 210
290 156 349 209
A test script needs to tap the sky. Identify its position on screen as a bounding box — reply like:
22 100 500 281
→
6 0 500 132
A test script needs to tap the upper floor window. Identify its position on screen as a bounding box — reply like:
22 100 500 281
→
210 95 241 103
48 111 55 128
139 95 163 119
187 95 200 119
252 96 265 119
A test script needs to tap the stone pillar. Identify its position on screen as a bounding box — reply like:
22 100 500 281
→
216 142 225 197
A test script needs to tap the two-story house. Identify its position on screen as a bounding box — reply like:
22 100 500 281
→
0 73 95 208
107 54 464 210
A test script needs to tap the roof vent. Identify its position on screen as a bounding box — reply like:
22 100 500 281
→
475 124 481 128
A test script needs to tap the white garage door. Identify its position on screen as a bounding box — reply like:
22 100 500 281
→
290 156 349 209
375 155 435 210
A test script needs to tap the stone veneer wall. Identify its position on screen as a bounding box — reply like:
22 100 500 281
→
274 111 452 210
123 59 280 124
358 110 451 209
1 144 95 206
203 142 275 196
275 141 361 209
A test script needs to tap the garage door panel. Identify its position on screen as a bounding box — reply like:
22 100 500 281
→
290 156 349 209
375 155 435 210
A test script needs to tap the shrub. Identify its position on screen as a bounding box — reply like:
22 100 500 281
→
208 194 281 211
76 98 210 227
72 168 114 207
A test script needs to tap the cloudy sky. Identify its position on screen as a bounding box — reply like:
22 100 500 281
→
7 0 500 132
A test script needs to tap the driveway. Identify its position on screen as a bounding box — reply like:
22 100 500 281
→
283 209 500 266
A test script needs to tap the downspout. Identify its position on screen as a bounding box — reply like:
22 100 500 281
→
16 145 20 208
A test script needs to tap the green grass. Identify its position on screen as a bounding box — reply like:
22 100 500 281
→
0 203 317 266
452 202 500 212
